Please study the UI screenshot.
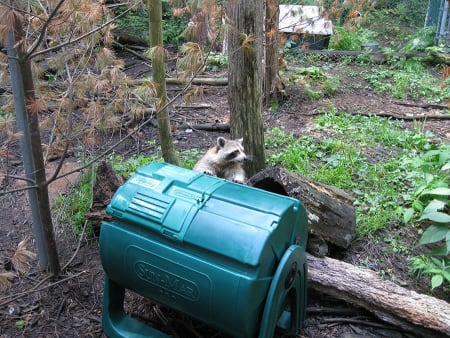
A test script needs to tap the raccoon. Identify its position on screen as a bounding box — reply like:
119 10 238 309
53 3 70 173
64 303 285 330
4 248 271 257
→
193 137 248 184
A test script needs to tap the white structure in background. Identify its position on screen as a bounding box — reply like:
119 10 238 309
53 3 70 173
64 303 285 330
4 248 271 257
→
279 5 334 35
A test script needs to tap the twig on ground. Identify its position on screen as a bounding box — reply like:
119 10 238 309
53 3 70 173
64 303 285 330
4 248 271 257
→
319 317 400 331
0 270 87 307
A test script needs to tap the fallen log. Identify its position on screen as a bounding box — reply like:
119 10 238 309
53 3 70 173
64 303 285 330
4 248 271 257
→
307 109 450 121
307 253 450 337
393 100 449 110
248 166 356 250
181 122 230 132
131 78 228 86
166 77 228 86
303 49 450 65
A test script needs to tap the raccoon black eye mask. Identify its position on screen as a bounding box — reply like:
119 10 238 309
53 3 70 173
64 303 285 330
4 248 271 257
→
193 137 247 184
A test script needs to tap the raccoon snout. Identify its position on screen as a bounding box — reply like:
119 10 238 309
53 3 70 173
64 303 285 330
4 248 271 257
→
243 154 253 162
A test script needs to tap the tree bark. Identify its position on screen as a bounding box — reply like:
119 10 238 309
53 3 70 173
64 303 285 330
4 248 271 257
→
248 167 356 250
264 0 283 107
7 10 60 275
308 253 450 338
149 0 179 165
226 0 265 178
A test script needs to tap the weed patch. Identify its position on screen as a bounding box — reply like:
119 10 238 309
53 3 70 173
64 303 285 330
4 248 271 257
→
54 167 95 239
266 110 436 238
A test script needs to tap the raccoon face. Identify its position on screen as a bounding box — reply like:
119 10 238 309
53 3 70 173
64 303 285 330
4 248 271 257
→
217 137 248 163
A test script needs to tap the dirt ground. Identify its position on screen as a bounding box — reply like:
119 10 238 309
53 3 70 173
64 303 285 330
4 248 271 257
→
1 52 449 338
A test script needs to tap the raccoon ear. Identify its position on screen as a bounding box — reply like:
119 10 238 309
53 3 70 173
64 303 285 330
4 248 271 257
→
217 137 227 148
237 138 243 144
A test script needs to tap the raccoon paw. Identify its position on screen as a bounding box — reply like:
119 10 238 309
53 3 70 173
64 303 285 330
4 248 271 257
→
203 170 214 176
232 178 246 184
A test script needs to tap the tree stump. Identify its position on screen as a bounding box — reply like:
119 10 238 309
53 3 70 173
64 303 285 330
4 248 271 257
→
85 161 125 234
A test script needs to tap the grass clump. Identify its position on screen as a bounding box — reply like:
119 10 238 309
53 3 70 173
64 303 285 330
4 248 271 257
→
362 59 449 101
284 66 341 101
266 110 435 238
54 167 95 239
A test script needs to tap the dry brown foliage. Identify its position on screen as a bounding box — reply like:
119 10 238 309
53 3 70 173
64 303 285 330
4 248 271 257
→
0 271 15 289
0 1 154 156
11 237 36 275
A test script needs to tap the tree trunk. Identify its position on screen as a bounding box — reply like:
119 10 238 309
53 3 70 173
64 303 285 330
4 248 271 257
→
264 0 283 107
248 167 356 251
149 0 179 165
7 10 60 276
308 253 450 338
226 0 265 178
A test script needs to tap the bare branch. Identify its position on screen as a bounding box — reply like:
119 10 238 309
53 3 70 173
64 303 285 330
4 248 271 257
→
0 270 87 307
45 62 74 185
25 0 66 59
1 173 35 184
0 183 37 196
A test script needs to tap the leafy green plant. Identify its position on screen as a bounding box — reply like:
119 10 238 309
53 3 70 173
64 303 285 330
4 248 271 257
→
178 148 202 169
409 255 450 290
400 27 435 52
162 7 188 44
323 76 340 97
304 84 322 101
113 8 149 44
109 152 161 178
15 320 26 329
376 1 427 27
402 145 450 224
329 26 376 51
399 145 450 289
206 52 228 71
285 67 340 101
109 146 200 177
